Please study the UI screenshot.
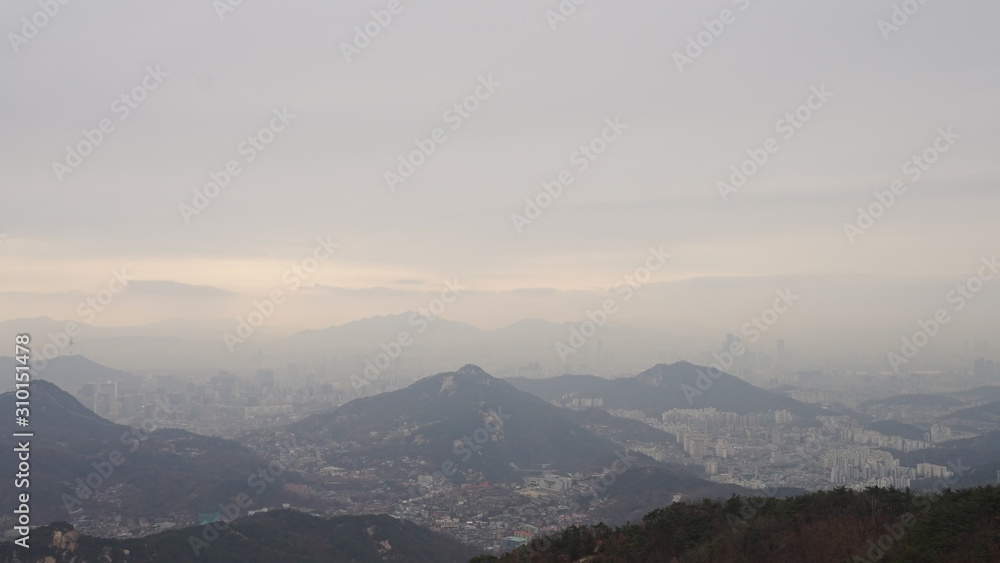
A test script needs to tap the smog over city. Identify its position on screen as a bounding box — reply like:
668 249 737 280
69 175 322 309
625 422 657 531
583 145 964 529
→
1 1 998 562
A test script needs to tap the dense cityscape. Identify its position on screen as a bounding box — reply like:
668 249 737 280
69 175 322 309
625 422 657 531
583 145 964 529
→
26 341 992 554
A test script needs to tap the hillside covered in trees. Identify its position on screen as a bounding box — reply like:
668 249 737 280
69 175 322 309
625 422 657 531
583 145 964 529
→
477 485 1000 563
0 510 480 563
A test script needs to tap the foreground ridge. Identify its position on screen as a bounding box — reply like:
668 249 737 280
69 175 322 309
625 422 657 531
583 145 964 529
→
0 510 480 563
477 485 1000 563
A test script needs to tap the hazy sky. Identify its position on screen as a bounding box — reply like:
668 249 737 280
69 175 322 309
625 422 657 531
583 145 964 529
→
2 0 998 337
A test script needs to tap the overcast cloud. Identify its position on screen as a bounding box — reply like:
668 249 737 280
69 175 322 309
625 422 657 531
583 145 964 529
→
1 0 997 348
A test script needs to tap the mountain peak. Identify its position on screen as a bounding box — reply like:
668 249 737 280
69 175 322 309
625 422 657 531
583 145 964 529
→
426 365 501 396
456 364 487 376
290 364 622 483
634 361 710 386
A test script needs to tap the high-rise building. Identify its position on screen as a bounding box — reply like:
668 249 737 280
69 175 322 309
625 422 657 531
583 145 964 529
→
974 358 996 378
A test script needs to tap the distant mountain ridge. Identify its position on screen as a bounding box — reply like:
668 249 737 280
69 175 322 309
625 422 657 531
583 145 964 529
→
507 361 829 418
0 315 676 372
